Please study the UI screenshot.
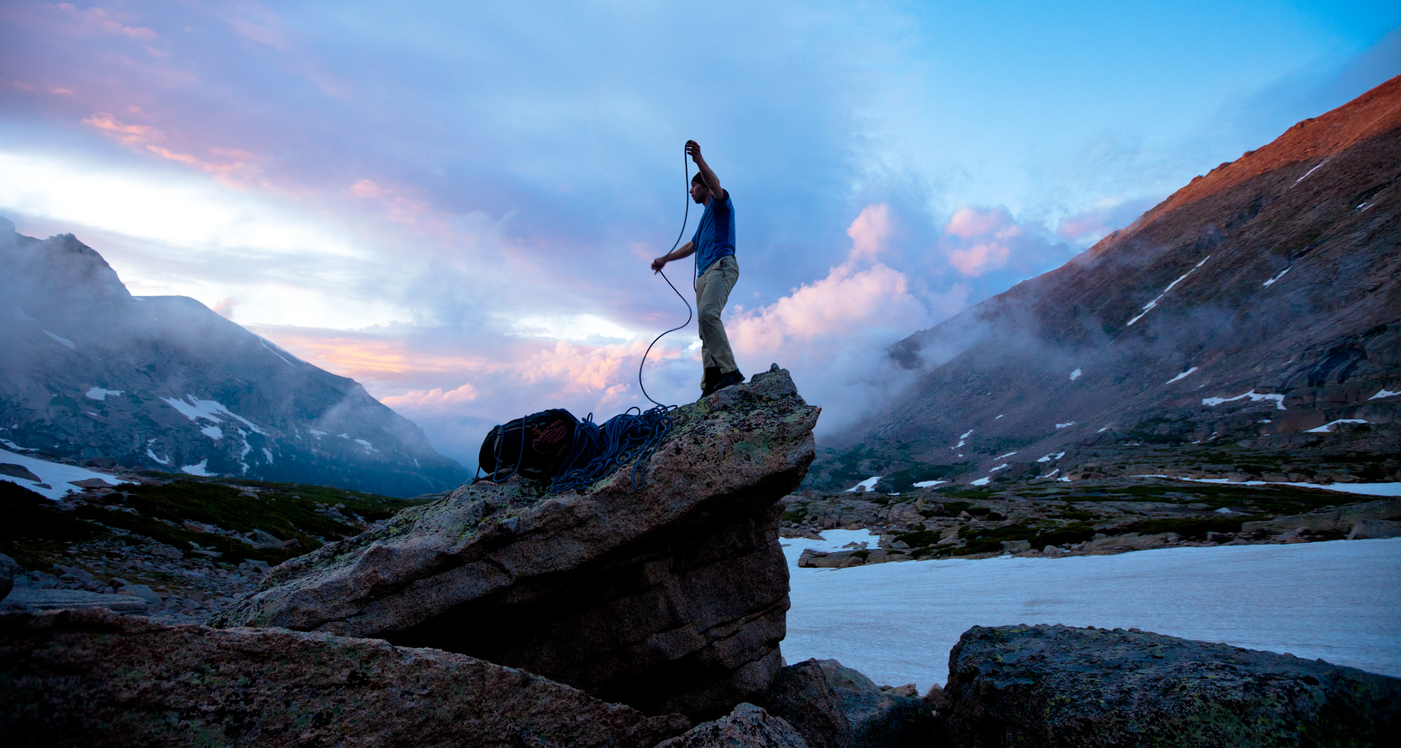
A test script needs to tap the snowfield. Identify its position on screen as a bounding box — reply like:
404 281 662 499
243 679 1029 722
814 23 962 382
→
0 447 121 500
781 530 1401 692
1132 475 1401 498
846 476 881 493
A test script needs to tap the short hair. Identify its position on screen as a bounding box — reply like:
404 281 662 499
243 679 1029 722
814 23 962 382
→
691 173 706 186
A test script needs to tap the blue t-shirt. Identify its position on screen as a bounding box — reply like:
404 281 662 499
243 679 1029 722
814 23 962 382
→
692 192 735 277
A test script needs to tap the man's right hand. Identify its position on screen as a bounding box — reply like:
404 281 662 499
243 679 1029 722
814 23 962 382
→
651 256 667 273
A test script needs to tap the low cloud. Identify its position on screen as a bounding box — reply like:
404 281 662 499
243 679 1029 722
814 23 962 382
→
382 382 479 409
211 297 236 319
1056 197 1157 244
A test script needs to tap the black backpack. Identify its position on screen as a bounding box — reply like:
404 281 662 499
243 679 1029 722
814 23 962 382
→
477 409 578 482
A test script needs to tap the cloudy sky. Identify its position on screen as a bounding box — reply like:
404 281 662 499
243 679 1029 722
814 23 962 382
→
2 2 1398 467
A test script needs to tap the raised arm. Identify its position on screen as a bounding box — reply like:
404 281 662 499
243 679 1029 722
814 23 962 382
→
686 140 724 201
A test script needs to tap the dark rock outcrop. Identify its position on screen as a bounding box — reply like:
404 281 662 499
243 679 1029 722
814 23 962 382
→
0 608 688 747
764 658 936 748
657 703 810 748
214 367 820 720
944 624 1401 747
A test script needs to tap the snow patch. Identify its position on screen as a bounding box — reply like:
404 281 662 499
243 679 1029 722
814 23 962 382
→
1305 419 1368 434
201 425 223 440
1126 255 1209 326
262 448 274 464
12 305 34 321
259 337 302 369
161 395 266 433
1370 389 1399 400
43 330 75 349
355 438 376 453
1289 157 1330 188
959 429 974 439
1201 390 1286 411
1055 421 1076 429
85 388 123 401
1262 268 1290 287
913 480 946 488
180 460 215 477
145 448 170 465
988 463 1009 473
846 476 881 492
994 451 1018 460
1069 368 1082 381
1036 451 1066 463
971 477 991 486
1165 367 1198 384
995 414 1004 419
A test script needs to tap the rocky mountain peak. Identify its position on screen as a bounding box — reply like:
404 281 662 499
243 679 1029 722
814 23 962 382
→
0 223 467 497
814 75 1401 492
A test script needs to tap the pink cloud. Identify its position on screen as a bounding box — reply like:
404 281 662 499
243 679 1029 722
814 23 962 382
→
845 203 890 262
82 112 265 186
352 179 389 198
57 4 156 39
938 206 1027 277
945 242 1011 276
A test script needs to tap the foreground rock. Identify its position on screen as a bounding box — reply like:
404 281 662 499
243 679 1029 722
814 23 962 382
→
944 624 1401 747
764 658 935 748
215 367 820 719
657 703 809 748
0 608 688 747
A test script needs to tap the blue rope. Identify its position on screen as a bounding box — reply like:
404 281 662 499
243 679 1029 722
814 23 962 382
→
550 405 674 492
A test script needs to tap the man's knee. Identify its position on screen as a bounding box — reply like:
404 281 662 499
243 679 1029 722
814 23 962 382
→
699 307 724 327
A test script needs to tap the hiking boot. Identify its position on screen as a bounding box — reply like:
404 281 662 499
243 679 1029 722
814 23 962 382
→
699 366 723 400
712 369 745 393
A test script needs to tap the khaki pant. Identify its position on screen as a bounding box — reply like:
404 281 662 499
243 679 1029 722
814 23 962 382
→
696 255 739 386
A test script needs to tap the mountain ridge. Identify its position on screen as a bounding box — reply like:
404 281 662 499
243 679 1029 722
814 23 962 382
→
812 75 1401 490
0 220 468 497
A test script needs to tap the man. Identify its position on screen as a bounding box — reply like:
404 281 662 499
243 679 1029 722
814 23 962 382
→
652 140 743 398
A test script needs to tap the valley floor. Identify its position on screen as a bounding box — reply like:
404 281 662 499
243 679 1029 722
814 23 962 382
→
781 532 1401 692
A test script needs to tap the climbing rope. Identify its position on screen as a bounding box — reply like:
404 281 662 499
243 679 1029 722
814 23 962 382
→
549 406 674 492
638 145 697 409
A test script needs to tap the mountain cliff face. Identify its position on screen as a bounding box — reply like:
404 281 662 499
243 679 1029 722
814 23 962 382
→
809 75 1401 489
0 220 467 497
